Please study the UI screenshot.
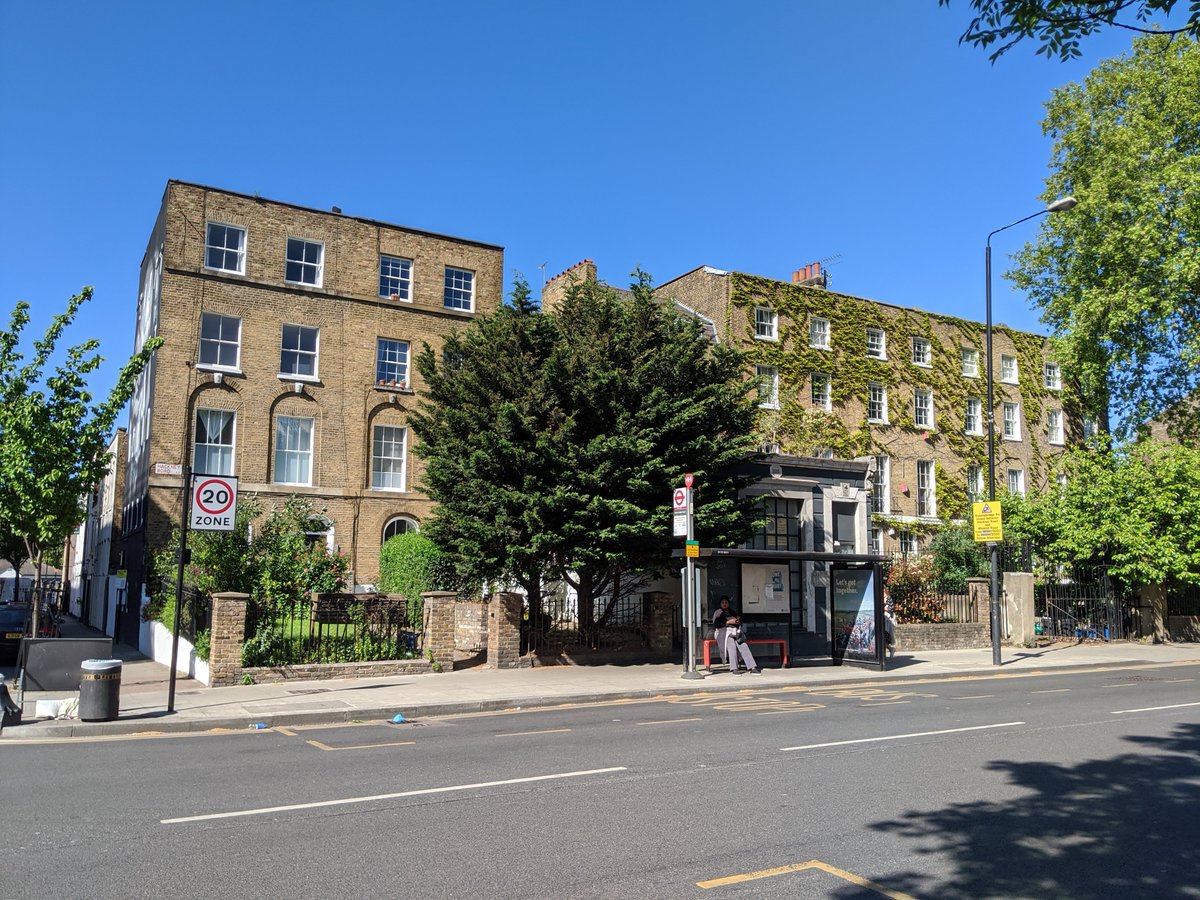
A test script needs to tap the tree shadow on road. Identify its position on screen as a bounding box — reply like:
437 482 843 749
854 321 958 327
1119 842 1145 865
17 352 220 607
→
862 722 1200 899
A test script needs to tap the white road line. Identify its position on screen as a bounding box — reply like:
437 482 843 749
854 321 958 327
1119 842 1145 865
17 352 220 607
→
781 722 1024 752
1111 701 1200 715
161 766 627 824
1032 689 1071 694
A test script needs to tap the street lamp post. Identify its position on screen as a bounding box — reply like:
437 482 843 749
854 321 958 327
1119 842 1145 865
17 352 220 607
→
985 196 1076 666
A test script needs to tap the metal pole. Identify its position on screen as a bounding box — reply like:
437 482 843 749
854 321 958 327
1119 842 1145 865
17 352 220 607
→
682 487 703 679
168 465 191 712
985 243 1002 666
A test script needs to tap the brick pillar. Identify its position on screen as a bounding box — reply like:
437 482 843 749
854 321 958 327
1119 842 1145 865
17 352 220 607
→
642 591 674 653
209 592 249 686
422 592 456 673
487 591 524 669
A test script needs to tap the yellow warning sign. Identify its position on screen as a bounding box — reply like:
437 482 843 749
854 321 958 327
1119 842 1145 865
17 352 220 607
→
972 501 1003 542
686 540 700 558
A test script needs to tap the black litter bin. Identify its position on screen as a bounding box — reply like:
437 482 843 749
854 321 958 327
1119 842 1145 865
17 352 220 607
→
79 658 122 721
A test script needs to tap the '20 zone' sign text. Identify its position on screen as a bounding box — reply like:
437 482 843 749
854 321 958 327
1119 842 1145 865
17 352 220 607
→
191 475 238 531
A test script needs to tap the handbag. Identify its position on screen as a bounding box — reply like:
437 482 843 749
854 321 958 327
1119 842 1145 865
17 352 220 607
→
733 627 747 645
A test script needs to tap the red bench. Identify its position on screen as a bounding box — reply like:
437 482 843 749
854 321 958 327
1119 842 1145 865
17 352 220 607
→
702 638 788 670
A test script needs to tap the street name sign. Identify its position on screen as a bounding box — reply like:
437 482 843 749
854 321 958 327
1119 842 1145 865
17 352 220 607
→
191 475 238 531
972 500 1003 542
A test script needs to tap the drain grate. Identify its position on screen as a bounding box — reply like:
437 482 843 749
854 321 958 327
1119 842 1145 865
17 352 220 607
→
285 688 331 695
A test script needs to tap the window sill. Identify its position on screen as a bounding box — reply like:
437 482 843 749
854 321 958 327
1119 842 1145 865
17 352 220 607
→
1048 439 1064 446
374 383 413 394
1001 379 1020 386
369 487 409 494
809 343 831 351
285 279 324 290
867 354 887 362
278 374 321 383
962 372 979 379
1003 436 1023 442
380 294 413 303
755 335 779 342
196 365 242 376
868 419 889 426
912 362 933 369
203 265 246 278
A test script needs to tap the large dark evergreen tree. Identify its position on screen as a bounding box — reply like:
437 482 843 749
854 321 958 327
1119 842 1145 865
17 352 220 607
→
411 271 760 642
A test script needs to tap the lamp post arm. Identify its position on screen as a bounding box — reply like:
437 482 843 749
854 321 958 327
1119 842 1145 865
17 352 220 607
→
986 208 1050 250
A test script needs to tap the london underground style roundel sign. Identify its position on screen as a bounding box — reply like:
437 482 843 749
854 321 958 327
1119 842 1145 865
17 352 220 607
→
191 475 239 532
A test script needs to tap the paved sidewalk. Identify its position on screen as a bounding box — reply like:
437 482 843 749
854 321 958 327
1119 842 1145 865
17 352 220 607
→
4 620 1199 740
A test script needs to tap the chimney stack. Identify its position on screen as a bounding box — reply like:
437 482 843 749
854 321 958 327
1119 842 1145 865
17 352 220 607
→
791 262 826 288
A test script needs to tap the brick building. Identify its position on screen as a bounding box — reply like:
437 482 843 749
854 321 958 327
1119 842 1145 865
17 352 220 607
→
120 181 503 632
652 262 1082 556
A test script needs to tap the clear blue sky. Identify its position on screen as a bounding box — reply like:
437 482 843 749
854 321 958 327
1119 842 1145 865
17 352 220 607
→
0 1 1174 406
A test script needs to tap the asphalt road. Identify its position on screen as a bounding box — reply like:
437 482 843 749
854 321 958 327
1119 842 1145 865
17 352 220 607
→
4 663 1198 899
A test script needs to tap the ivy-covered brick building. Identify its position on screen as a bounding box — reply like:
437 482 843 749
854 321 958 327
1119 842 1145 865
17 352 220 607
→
651 262 1083 556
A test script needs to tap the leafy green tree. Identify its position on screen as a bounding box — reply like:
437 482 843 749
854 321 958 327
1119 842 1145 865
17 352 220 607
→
1010 34 1200 439
1004 438 1200 587
0 288 162 632
413 271 761 642
929 524 991 593
939 0 1199 61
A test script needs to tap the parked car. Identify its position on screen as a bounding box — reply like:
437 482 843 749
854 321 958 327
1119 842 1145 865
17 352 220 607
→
0 604 31 662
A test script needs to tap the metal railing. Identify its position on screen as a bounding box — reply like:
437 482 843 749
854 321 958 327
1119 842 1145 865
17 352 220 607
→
243 592 422 667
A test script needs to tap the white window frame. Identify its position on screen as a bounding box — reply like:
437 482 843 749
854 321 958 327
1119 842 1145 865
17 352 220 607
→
917 460 936 518
871 455 890 514
279 324 319 380
1044 362 1062 390
912 336 932 367
274 415 315 486
866 327 886 360
967 464 984 501
754 307 778 341
1007 468 1025 497
198 312 242 372
868 525 882 556
811 373 831 411
379 255 413 301
285 237 324 287
1048 408 1064 445
961 347 979 378
964 398 983 435
444 266 475 312
809 316 830 350
756 365 779 410
1084 416 1101 439
204 221 246 275
375 338 410 388
370 425 408 492
1003 401 1022 440
193 408 236 476
867 382 888 423
899 530 918 557
914 388 934 429
1001 354 1019 384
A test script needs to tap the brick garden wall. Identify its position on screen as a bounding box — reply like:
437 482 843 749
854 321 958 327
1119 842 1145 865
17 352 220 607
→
456 600 487 652
895 622 988 651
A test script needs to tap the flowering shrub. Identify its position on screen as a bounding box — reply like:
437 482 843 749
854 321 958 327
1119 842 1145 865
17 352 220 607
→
886 554 943 623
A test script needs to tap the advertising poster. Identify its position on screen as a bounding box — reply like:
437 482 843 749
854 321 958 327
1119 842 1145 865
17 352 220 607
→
831 566 880 667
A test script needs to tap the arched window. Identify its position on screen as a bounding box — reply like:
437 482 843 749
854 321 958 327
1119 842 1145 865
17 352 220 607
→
382 516 419 543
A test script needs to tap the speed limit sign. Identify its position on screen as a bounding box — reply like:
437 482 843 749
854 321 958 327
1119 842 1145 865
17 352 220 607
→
191 475 239 531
